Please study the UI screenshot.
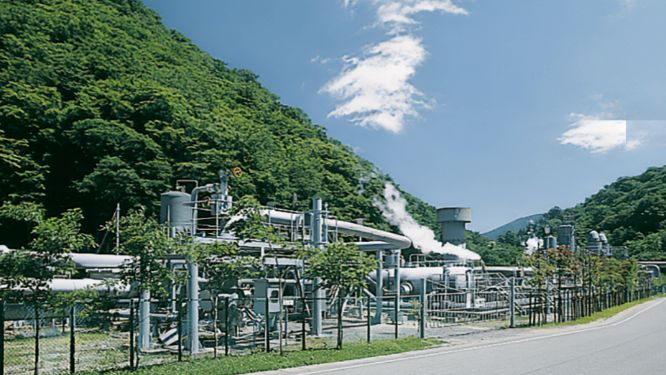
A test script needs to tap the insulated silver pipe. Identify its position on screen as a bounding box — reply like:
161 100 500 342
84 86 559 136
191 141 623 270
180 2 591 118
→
139 290 151 350
187 262 199 353
190 184 215 236
263 209 411 250
68 253 132 269
311 198 324 335
311 198 323 248
375 250 383 323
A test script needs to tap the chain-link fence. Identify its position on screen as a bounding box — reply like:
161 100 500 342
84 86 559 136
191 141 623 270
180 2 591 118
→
423 278 656 332
1 297 187 375
0 280 657 374
1 292 426 374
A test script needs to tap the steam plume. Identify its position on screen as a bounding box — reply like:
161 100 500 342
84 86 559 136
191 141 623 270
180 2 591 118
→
376 183 481 261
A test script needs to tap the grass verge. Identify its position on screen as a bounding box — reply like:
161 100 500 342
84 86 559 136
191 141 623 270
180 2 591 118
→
86 337 441 375
544 294 664 328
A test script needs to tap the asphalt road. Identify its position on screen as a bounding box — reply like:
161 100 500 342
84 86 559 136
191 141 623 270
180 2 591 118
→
264 298 666 375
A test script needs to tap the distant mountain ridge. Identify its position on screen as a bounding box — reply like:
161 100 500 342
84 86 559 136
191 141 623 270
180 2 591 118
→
489 165 666 261
543 166 666 260
482 213 544 240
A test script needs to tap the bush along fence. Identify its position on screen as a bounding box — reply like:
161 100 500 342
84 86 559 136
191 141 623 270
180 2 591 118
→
521 281 655 326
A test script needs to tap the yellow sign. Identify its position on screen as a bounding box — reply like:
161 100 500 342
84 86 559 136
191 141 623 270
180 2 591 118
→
232 167 243 177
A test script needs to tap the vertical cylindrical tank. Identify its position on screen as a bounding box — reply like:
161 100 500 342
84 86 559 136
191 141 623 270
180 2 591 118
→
599 232 610 256
557 224 575 247
544 235 558 250
437 207 472 246
160 191 193 235
586 230 602 255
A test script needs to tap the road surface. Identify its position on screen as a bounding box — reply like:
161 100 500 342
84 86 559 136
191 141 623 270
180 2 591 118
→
262 298 666 375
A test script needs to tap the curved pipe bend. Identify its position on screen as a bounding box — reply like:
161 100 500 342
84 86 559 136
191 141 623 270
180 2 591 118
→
263 209 411 250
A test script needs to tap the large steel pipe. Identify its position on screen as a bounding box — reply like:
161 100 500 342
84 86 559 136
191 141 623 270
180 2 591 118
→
263 210 411 250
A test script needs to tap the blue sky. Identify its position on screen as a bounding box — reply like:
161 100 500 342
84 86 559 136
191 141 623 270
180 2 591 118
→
143 0 666 232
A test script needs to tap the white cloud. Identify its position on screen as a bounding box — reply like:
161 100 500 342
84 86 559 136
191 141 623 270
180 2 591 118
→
623 0 638 9
558 114 630 153
321 35 427 133
323 0 467 133
626 120 666 149
310 55 331 65
377 0 467 32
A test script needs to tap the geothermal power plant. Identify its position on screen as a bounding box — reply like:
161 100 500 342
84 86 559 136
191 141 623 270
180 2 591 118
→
1 170 658 361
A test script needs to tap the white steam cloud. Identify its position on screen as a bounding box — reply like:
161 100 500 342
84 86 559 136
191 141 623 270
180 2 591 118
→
375 183 481 261
525 237 543 255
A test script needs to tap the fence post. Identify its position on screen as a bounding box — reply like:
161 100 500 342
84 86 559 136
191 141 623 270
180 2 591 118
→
213 297 218 359
34 304 40 375
419 279 426 339
69 305 75 374
528 292 533 326
279 291 284 355
336 296 343 349
394 294 399 339
509 277 515 328
301 296 306 351
129 300 135 369
567 289 571 321
224 297 230 356
366 296 371 343
1 299 4 375
265 297 270 353
300 294 308 352
177 294 182 362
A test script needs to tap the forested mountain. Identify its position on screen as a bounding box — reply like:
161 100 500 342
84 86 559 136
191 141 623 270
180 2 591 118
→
0 0 441 247
482 213 544 240
499 166 666 260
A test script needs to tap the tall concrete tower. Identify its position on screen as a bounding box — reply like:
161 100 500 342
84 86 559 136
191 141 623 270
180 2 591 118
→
437 207 472 246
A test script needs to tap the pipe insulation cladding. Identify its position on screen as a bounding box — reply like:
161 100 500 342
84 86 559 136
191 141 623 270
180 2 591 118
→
262 209 412 250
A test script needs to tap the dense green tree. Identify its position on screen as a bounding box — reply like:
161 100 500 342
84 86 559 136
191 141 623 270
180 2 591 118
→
108 208 173 298
0 204 94 301
300 242 375 349
0 204 94 374
466 230 524 265
498 166 666 260
0 0 439 249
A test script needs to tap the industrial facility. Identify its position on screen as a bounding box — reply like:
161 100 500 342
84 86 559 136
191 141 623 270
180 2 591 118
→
0 170 658 375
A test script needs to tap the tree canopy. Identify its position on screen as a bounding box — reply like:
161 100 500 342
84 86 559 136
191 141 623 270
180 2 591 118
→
0 204 94 301
0 0 436 249
497 166 666 260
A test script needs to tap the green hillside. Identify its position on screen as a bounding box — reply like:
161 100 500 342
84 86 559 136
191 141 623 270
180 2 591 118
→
500 166 666 260
0 0 440 246
482 213 544 240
